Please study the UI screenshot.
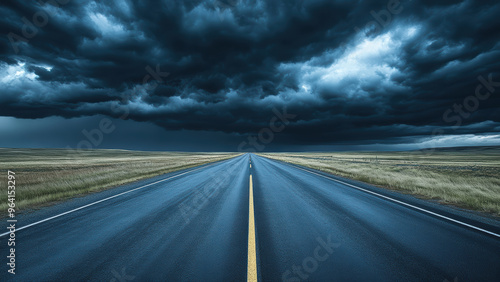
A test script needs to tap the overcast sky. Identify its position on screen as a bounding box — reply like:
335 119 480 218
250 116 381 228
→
1 0 500 151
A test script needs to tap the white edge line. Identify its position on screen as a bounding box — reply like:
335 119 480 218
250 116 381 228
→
274 159 500 239
0 160 225 238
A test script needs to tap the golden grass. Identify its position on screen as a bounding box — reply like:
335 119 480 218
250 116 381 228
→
0 148 239 212
260 148 500 216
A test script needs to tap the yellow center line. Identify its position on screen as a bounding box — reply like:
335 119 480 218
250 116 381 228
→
247 174 257 282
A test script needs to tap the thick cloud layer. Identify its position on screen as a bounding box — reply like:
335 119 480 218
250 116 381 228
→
1 0 500 149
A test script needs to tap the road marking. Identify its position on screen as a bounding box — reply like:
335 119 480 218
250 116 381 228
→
272 159 500 239
250 164 252 168
0 160 226 238
247 174 258 282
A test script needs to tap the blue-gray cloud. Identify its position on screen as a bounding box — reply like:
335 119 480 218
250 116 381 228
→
1 0 499 148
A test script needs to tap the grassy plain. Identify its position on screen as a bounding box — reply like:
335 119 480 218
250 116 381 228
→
0 148 238 212
260 146 500 216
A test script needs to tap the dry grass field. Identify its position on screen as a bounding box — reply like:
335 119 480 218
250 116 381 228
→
0 148 238 212
260 146 500 216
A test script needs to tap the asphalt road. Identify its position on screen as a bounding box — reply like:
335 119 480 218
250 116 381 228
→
1 154 499 281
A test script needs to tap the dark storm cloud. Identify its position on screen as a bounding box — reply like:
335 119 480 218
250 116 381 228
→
1 0 500 148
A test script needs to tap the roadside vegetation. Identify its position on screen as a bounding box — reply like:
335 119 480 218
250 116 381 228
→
0 148 238 212
260 147 500 216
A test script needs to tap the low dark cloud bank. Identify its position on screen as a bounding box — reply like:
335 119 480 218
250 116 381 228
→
1 0 500 150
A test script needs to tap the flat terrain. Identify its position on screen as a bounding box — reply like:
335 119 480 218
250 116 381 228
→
1 154 499 281
0 148 238 212
260 146 500 216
